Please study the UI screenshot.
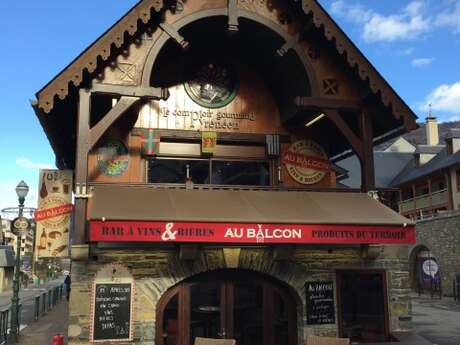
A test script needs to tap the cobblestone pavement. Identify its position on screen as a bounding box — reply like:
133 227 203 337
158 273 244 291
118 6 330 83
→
412 293 460 345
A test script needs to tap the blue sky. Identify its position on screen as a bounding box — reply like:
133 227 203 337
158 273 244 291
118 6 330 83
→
0 0 459 211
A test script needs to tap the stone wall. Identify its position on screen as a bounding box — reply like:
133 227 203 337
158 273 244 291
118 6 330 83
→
412 213 460 296
68 245 412 345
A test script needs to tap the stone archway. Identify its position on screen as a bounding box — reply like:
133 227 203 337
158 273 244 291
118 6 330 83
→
135 248 308 345
409 245 441 294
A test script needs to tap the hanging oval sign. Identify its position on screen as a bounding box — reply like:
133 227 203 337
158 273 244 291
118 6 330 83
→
11 216 30 235
283 140 331 185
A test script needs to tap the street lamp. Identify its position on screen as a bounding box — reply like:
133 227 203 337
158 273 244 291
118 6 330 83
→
9 180 29 343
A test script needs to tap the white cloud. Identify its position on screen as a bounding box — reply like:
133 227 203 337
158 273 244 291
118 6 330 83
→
16 158 53 170
435 1 460 32
330 0 372 24
0 182 38 215
330 0 431 42
411 57 435 67
421 81 460 114
402 47 415 55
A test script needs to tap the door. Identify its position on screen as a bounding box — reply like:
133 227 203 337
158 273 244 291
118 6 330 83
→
156 270 297 345
337 270 390 343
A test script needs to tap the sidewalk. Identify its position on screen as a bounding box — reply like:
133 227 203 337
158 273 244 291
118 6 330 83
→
17 300 68 345
411 293 460 345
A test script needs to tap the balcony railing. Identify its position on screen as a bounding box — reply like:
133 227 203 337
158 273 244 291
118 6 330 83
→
399 189 448 214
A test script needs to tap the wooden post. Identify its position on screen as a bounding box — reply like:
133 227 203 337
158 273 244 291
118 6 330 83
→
360 108 375 192
428 178 432 208
74 89 91 245
446 168 454 211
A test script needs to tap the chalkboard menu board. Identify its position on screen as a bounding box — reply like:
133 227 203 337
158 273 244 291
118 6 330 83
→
305 281 335 325
92 283 132 342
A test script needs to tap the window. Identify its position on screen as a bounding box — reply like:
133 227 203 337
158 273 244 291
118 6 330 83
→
211 160 269 186
148 158 270 186
148 158 209 184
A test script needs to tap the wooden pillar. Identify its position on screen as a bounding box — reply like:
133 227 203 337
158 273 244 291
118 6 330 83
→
360 108 375 192
446 168 454 210
74 89 91 245
428 178 432 208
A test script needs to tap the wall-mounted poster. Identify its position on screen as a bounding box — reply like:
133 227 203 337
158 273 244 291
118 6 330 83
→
34 170 73 258
305 281 336 325
202 131 217 154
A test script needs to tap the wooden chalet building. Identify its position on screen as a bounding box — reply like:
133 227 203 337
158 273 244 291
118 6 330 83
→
33 1 418 344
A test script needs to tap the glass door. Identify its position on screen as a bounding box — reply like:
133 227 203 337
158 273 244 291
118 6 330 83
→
189 282 223 342
156 270 297 345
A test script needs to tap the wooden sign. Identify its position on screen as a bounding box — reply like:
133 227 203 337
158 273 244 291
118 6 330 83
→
92 283 133 342
305 281 336 325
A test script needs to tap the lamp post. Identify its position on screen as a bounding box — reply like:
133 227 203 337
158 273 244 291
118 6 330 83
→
9 181 29 343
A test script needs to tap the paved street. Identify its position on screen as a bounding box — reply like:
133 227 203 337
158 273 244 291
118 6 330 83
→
412 294 460 345
0 278 65 329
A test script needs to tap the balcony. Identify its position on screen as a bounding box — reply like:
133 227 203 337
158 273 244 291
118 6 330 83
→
399 189 448 214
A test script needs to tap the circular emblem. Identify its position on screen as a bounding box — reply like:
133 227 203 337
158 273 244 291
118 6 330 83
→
283 140 330 185
184 63 238 109
39 195 71 230
97 140 129 176
422 259 439 278
11 216 30 235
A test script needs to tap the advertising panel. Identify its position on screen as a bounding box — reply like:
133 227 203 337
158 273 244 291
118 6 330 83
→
35 170 73 258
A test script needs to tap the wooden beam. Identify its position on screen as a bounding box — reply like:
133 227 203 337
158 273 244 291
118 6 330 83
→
89 96 140 149
91 83 169 100
228 0 239 32
295 96 362 112
323 109 364 160
159 22 190 49
277 33 300 57
74 89 91 245
360 108 375 191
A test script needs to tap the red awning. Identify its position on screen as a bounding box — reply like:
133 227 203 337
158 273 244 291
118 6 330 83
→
88 186 415 245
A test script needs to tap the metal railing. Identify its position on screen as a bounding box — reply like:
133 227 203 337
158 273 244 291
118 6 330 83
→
0 284 65 344
399 188 448 214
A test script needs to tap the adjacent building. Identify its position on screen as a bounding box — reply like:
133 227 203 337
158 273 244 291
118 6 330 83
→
33 1 418 344
339 117 460 296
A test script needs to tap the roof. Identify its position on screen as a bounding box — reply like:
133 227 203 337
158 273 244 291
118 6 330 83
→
390 148 460 186
0 246 15 267
446 128 460 139
377 121 460 150
337 152 414 189
35 0 416 129
415 145 445 154
90 185 412 226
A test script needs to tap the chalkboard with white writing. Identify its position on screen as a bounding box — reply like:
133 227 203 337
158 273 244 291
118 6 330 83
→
305 281 335 325
92 283 132 341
